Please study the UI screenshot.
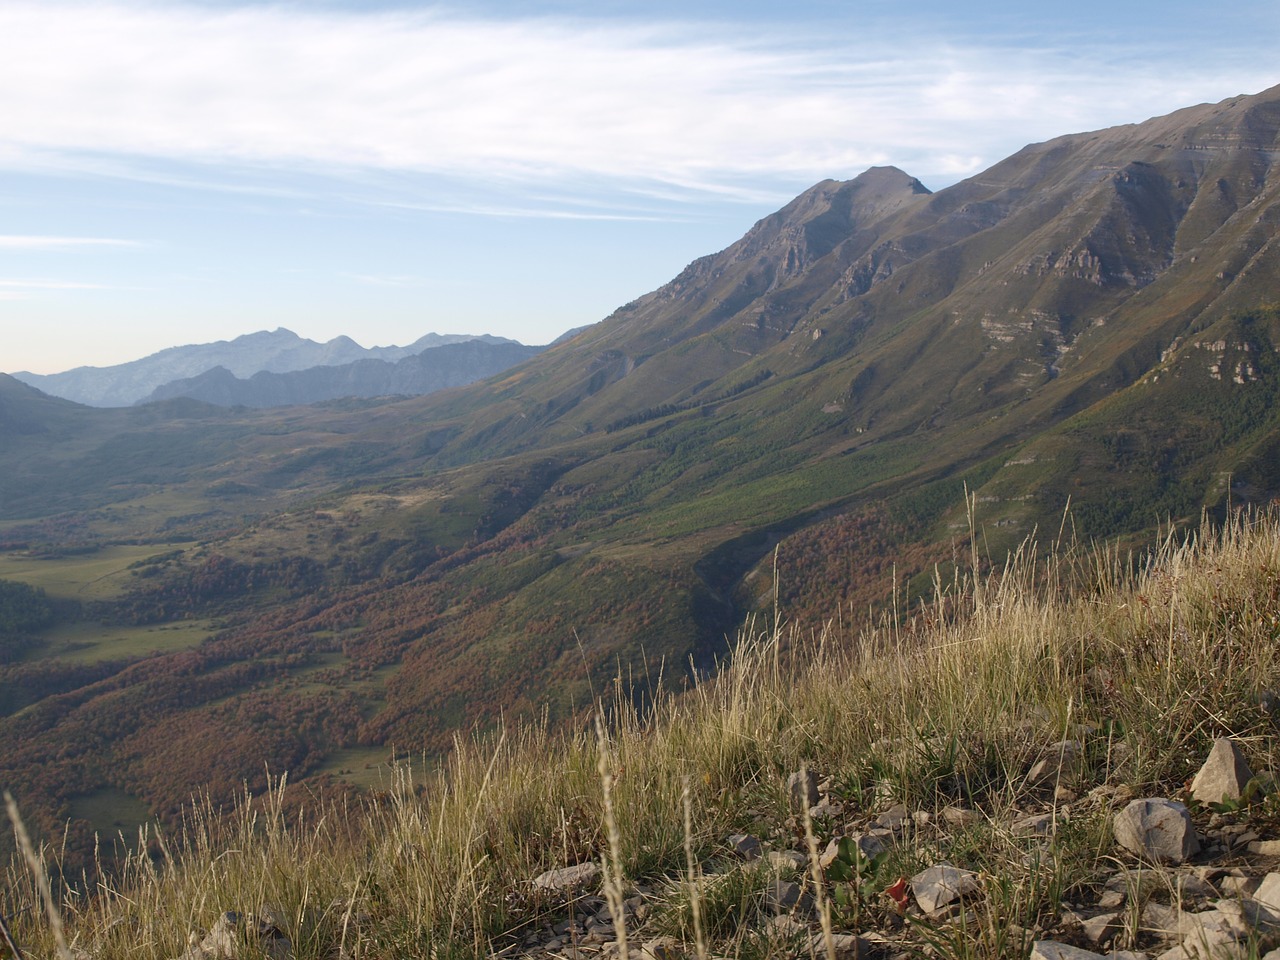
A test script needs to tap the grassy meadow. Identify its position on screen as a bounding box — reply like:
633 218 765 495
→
0 545 195 603
0 543 218 668
29 619 215 666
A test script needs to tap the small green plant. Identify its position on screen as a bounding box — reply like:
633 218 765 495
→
824 838 891 923
1206 775 1274 814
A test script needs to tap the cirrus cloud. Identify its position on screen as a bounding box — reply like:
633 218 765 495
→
0 3 1274 198
0 235 141 250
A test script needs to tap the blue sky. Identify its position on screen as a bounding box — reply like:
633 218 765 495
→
2 0 1277 375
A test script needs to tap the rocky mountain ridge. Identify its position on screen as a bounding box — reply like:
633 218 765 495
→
436 83 1280 466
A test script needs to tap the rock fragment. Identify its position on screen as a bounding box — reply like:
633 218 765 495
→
807 932 871 959
764 878 804 913
1013 813 1055 837
909 863 980 916
1174 871 1219 903
1255 873 1280 913
809 798 845 818
876 803 910 831
1027 741 1085 786
170 910 293 960
201 914 239 960
641 937 683 960
941 805 981 828
1216 875 1257 898
819 832 890 869
1097 873 1128 909
533 862 600 892
1142 901 1180 937
725 833 762 860
1080 910 1122 946
1189 739 1254 806
1030 941 1107 960
787 769 820 812
1114 798 1200 863
766 849 807 872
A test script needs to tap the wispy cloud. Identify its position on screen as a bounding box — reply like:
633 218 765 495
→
0 3 1273 198
0 278 115 299
0 279 112 288
0 235 140 250
342 273 427 288
360 197 687 222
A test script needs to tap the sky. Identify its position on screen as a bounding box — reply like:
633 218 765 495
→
2 1 1278 375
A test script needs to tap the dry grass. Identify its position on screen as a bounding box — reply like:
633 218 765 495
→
4 511 1280 959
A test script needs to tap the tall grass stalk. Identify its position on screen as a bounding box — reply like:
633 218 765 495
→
681 778 709 960
596 715 628 959
800 763 836 960
6 792 71 960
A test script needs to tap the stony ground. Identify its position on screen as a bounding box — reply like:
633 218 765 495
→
167 736 1280 960
503 739 1280 960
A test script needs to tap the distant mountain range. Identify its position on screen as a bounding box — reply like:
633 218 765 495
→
4 83 1280 859
12 328 539 407
143 340 544 408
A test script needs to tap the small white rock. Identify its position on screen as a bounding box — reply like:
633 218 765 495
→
1030 941 1107 960
533 862 600 892
1254 873 1280 913
910 863 980 916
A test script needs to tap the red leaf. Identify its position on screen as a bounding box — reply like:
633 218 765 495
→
885 876 909 911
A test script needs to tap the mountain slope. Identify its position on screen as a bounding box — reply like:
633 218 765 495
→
4 85 1280 859
0 373 92 440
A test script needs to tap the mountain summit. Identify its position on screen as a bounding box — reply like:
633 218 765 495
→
416 83 1280 464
